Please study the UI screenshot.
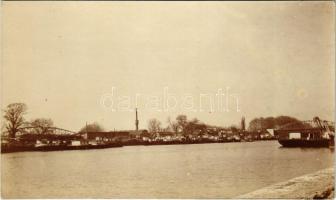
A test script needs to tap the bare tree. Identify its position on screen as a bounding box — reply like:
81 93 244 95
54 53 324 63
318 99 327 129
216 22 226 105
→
185 118 206 135
79 122 104 133
148 118 162 133
30 118 54 134
248 116 308 132
3 103 27 138
167 117 179 134
229 125 239 133
1 121 7 137
176 114 188 134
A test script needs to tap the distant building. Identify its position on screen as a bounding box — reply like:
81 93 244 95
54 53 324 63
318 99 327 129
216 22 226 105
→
128 129 148 138
155 132 176 141
139 131 152 141
81 131 130 144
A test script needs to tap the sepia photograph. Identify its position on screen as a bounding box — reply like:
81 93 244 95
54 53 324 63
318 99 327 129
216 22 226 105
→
1 1 335 199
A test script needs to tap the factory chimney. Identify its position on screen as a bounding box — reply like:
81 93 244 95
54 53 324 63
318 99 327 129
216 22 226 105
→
135 108 139 132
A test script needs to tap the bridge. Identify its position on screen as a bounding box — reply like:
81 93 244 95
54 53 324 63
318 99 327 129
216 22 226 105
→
17 126 77 135
1 126 79 140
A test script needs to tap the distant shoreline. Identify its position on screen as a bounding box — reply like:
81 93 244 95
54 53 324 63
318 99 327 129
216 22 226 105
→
1 139 276 154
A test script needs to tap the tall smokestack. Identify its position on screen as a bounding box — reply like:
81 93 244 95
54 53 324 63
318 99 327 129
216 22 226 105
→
241 116 245 131
135 108 139 131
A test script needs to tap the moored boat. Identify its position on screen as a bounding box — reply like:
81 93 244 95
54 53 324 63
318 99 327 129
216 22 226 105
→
278 138 329 147
1 143 123 153
275 117 334 148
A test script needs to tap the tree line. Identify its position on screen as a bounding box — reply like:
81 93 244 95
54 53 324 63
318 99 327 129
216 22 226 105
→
147 115 310 135
3 102 310 139
248 116 311 132
148 115 208 135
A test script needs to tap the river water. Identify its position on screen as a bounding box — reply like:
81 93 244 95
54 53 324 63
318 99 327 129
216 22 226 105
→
1 141 334 198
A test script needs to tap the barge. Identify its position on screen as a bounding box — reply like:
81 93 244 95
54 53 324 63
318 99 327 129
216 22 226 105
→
275 117 334 148
278 138 330 148
1 143 123 153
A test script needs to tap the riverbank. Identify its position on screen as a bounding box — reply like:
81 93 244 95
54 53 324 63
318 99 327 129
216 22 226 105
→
1 143 123 153
1 139 275 153
237 167 334 199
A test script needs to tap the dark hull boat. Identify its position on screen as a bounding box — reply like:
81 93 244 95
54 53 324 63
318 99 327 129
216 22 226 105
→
278 139 330 148
275 117 334 148
1 143 123 153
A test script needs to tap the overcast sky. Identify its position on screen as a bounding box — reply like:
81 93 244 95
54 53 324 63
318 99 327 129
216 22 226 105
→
2 1 335 132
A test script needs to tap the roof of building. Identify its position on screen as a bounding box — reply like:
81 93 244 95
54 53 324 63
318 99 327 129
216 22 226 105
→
128 129 148 135
157 132 175 137
83 131 130 138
